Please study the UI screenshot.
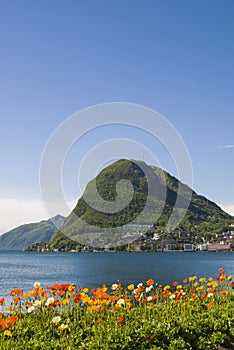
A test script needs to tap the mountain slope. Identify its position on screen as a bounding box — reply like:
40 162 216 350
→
51 159 233 248
0 215 65 250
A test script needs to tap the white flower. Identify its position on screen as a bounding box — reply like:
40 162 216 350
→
52 316 61 324
147 296 152 301
45 297 54 306
33 300 42 307
33 281 41 288
145 285 153 293
207 293 213 298
137 283 143 288
169 294 175 300
116 298 125 306
27 306 35 314
111 284 118 290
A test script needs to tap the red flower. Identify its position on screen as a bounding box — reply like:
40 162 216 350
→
51 300 61 307
0 298 5 305
74 294 82 303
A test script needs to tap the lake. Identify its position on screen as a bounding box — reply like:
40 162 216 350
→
0 251 234 300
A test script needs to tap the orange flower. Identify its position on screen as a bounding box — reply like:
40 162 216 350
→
0 298 5 304
146 279 154 286
205 302 213 307
172 281 178 287
117 315 124 323
162 290 170 298
220 290 228 296
13 296 20 303
5 315 19 328
57 290 65 297
201 293 207 299
8 288 23 296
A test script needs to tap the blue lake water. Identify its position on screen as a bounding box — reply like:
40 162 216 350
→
0 251 233 299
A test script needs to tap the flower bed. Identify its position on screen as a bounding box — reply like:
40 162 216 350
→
0 269 234 349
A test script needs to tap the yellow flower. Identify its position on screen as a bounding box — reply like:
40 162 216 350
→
194 282 199 287
227 275 232 281
81 295 91 304
114 304 123 311
188 276 197 282
68 285 75 291
196 286 203 291
127 284 135 291
83 288 89 293
4 330 12 337
212 281 219 288
176 285 183 290
58 323 68 331
62 298 70 305
164 285 170 290
199 277 207 283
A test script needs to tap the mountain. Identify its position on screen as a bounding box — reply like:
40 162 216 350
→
51 159 233 250
0 215 65 250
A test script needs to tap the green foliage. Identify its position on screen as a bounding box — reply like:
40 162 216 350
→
51 159 233 248
1 276 234 349
0 215 65 250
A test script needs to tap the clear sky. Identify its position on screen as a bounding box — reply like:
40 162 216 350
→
0 0 234 234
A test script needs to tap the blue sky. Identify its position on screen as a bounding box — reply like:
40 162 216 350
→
0 0 234 233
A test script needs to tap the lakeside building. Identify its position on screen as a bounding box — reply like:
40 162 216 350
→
183 244 194 252
207 244 231 252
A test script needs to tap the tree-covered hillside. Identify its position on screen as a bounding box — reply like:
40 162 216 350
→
51 159 233 249
0 215 65 250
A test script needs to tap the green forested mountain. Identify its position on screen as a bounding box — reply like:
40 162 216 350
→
51 159 233 249
0 215 65 250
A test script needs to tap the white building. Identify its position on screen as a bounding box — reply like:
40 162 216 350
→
184 244 194 252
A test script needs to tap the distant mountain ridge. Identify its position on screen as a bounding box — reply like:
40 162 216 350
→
51 159 233 249
0 215 65 250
